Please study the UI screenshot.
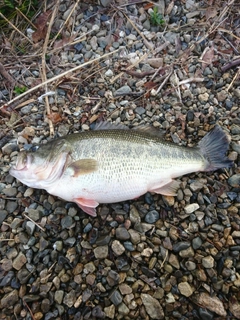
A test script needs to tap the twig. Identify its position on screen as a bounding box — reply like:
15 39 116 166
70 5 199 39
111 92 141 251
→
218 31 240 55
0 62 16 86
23 300 36 320
227 68 240 91
0 12 33 45
23 213 45 231
15 7 36 28
110 52 150 83
221 58 240 72
121 10 154 51
49 0 81 47
41 2 60 136
155 67 173 95
0 49 119 109
178 77 204 85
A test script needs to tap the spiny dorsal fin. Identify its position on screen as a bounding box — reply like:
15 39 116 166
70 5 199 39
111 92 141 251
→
68 159 98 177
94 121 164 138
94 121 129 131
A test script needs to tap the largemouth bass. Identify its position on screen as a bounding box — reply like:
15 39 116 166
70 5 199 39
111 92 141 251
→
10 123 233 216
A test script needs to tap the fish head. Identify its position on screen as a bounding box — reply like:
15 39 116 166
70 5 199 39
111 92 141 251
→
10 139 71 189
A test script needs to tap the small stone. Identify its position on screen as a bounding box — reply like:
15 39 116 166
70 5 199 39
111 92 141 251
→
145 210 159 223
129 206 141 224
93 245 109 259
2 187 17 197
116 227 130 240
189 180 204 192
27 208 41 221
54 290 64 304
84 262 96 273
192 236 202 249
198 308 214 320
105 69 113 77
107 270 120 286
41 298 51 313
61 216 73 229
39 237 49 251
112 240 125 256
128 229 140 244
196 292 227 316
228 174 240 187
114 85 132 96
141 293 164 319
0 210 7 224
25 221 35 235
173 241 190 252
109 290 122 306
12 252 27 270
104 305 115 319
184 203 200 214
198 92 209 102
119 283 132 295
216 90 228 102
118 302 130 315
178 282 194 297
1 289 19 308
63 289 76 308
184 258 197 273
202 255 215 268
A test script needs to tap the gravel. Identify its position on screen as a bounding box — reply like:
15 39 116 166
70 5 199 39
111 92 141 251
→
0 0 240 319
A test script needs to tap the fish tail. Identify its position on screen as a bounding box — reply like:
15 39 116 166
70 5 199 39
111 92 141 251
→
199 125 233 171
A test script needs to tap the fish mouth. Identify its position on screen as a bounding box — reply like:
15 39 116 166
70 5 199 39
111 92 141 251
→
12 153 33 171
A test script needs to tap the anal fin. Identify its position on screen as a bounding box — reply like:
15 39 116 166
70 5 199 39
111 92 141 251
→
149 180 180 196
74 197 99 217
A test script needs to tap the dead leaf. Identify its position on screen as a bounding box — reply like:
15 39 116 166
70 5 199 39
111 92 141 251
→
144 81 157 90
205 6 218 20
32 11 52 43
47 112 63 124
165 0 175 15
144 3 154 10
201 46 215 70
53 34 75 49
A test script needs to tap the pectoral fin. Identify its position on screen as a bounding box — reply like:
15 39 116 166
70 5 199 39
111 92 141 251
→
73 197 99 217
149 180 180 196
68 159 98 177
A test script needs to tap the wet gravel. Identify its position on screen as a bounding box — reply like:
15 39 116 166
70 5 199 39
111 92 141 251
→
1 0 240 319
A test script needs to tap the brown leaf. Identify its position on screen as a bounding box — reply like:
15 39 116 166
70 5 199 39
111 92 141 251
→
53 35 75 49
205 6 218 20
144 81 157 90
165 0 175 15
32 11 52 43
201 46 215 70
143 3 154 10
47 112 63 124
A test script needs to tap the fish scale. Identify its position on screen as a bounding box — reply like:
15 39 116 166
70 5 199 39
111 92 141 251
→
10 123 233 217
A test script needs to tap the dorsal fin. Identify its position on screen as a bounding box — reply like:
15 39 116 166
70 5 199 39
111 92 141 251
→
94 121 129 131
94 121 164 138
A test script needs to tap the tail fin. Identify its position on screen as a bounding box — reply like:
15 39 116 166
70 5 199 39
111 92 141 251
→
199 125 233 171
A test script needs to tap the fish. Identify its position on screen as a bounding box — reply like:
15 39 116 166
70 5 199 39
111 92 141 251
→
10 122 233 217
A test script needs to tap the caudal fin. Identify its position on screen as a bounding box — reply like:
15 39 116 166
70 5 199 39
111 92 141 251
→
199 125 233 171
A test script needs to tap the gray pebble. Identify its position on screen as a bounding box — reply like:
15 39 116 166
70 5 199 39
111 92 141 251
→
109 290 122 306
145 210 159 223
116 227 130 240
173 241 190 252
114 85 132 96
61 216 73 229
